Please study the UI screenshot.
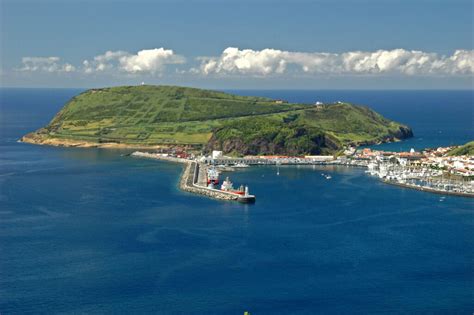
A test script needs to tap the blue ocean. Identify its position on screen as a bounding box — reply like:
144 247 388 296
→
0 89 473 314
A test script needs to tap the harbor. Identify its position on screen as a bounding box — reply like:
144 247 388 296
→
131 152 255 203
179 161 256 203
131 145 474 200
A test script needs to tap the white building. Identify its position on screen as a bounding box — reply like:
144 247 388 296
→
453 160 465 169
304 155 334 162
212 150 223 159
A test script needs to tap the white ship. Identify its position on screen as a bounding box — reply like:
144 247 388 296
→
220 176 256 203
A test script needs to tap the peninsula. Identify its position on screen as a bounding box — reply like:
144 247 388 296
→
21 85 413 155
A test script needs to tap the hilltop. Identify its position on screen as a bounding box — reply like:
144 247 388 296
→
21 85 413 155
447 141 474 156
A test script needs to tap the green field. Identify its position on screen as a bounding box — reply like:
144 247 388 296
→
26 85 413 155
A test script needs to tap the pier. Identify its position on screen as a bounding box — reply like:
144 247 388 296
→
131 152 255 202
179 162 255 202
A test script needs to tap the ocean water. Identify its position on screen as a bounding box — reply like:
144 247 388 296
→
0 88 473 314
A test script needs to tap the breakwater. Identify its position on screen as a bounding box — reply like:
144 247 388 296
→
131 152 243 201
131 151 190 163
179 162 240 201
383 179 474 198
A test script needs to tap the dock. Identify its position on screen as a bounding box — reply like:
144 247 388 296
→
383 179 474 198
179 162 256 203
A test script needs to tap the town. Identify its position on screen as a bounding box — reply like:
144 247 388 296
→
131 144 474 200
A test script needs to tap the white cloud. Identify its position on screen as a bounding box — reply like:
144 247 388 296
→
83 48 185 74
19 57 76 73
198 47 474 76
17 48 473 78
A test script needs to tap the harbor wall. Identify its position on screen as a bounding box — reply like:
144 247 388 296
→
383 179 474 198
179 162 238 201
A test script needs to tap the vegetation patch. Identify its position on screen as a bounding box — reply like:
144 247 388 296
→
448 141 474 156
24 85 413 155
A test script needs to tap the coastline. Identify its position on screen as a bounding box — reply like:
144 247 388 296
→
20 133 173 150
4 87 473 313
22 134 473 200
131 151 474 199
383 179 474 198
19 131 407 151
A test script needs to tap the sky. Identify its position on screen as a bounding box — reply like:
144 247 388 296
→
1 0 473 89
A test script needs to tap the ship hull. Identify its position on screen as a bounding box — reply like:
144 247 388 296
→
237 195 256 203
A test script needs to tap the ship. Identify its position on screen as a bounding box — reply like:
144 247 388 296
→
220 177 256 203
207 167 220 185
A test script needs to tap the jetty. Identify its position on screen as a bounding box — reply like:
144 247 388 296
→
179 162 256 203
130 152 255 202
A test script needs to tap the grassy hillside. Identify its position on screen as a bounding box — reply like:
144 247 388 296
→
447 141 474 156
23 85 413 155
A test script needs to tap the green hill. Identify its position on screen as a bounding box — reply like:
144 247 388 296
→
22 85 413 155
447 141 474 156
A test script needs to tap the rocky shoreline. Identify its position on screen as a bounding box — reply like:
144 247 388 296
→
20 131 408 152
20 133 175 150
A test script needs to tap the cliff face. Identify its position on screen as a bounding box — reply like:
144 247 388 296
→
206 131 341 156
390 125 414 140
206 126 414 156
205 105 413 156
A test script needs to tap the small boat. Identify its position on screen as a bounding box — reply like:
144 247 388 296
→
233 163 249 168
